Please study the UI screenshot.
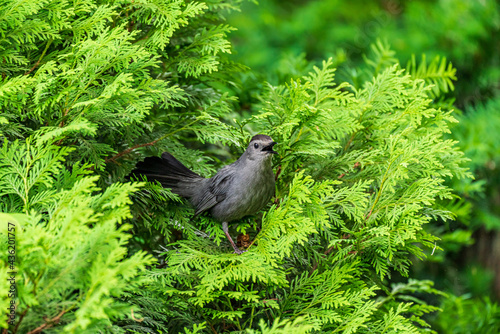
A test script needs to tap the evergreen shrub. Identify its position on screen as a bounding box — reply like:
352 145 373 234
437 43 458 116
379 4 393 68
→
0 0 470 332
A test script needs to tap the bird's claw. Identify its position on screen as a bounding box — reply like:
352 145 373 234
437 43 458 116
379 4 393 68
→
233 248 247 255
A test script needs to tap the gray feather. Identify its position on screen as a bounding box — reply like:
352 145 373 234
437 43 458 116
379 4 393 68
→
131 136 276 223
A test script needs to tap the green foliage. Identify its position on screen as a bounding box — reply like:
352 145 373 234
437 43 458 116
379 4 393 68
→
249 59 468 279
227 1 500 331
0 0 244 332
228 0 500 107
0 0 475 333
0 140 154 332
452 97 500 174
406 54 456 99
448 96 500 228
246 317 315 334
435 295 500 334
0 0 244 176
122 54 469 333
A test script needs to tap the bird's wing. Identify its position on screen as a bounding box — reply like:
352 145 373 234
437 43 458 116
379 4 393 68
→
193 168 233 217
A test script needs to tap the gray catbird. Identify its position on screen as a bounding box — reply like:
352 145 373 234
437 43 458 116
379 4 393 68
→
132 134 277 254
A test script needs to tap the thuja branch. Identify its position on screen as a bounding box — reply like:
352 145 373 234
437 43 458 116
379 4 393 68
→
367 151 402 219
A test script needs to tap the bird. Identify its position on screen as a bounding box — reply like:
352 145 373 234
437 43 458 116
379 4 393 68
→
131 134 277 254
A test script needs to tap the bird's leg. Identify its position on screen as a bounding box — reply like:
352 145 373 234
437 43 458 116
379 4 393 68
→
222 222 246 255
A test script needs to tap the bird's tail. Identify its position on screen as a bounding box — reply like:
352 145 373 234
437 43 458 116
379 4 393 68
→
131 152 205 198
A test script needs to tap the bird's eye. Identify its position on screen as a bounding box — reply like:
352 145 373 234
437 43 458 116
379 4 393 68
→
254 143 259 149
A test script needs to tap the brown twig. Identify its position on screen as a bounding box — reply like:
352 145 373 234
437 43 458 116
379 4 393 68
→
24 60 42 76
262 298 279 304
13 307 30 334
343 133 355 151
105 139 160 164
24 39 53 76
54 109 72 146
274 165 282 182
26 309 66 334
309 245 337 274
208 321 218 334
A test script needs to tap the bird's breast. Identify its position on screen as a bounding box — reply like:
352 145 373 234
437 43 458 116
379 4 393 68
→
211 164 275 222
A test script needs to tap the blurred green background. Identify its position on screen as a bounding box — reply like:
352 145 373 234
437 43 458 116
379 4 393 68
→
226 0 500 331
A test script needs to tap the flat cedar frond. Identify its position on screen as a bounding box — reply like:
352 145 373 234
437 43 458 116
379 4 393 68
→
363 39 398 76
407 54 457 98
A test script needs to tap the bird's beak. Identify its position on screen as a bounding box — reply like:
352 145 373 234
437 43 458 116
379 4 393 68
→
262 142 278 154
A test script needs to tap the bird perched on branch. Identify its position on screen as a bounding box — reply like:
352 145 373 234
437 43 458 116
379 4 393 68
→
131 134 277 254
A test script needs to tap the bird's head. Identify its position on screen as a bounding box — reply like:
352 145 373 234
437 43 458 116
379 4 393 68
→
245 134 277 162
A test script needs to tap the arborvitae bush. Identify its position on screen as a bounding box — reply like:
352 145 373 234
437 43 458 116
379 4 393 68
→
0 0 471 333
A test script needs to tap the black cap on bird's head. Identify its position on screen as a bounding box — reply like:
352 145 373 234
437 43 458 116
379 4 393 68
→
250 134 273 142
248 134 277 155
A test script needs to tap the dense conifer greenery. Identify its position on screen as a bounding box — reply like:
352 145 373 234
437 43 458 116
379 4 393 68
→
226 1 500 331
0 0 476 333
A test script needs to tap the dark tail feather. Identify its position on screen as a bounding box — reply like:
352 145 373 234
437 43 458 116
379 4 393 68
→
131 152 204 197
